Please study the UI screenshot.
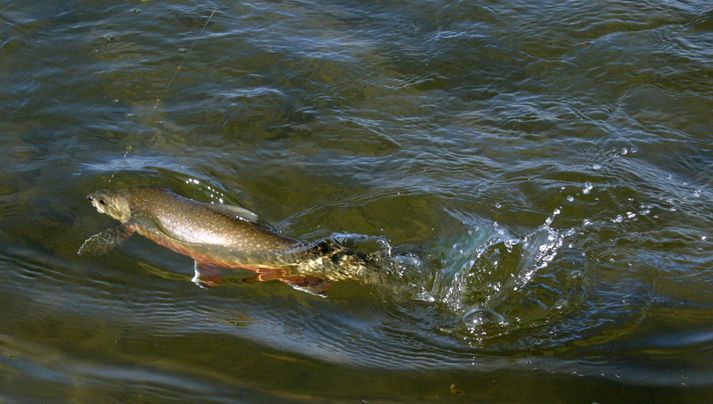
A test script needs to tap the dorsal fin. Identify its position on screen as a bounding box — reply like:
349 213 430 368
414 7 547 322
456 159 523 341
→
205 203 259 223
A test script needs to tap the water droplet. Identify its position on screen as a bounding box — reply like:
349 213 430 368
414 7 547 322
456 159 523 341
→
494 202 501 209
693 189 702 198
592 164 602 170
621 147 628 155
612 215 624 223
626 212 636 219
583 219 592 226
566 195 574 202
582 182 593 195
463 308 506 328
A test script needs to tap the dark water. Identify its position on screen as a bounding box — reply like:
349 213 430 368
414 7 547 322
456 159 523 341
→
2 0 713 401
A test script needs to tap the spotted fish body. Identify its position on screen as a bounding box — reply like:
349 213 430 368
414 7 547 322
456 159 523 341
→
80 188 377 294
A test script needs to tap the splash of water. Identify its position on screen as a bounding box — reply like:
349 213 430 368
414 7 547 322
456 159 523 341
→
373 206 577 342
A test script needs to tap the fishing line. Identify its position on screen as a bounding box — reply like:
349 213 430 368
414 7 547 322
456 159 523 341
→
110 6 218 182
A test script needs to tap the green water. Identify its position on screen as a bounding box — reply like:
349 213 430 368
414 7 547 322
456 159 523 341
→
1 0 712 401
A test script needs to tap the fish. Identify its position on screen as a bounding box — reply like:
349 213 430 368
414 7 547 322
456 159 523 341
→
78 187 380 295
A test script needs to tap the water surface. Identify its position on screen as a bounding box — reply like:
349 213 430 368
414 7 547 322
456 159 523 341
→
1 0 713 401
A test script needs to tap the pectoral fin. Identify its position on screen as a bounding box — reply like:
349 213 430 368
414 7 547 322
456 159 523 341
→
77 225 133 256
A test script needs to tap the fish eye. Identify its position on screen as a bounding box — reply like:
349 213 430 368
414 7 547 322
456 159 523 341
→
99 199 106 205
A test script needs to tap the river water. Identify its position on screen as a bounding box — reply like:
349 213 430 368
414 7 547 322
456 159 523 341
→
2 0 712 401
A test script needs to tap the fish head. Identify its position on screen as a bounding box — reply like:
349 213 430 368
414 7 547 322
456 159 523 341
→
87 190 131 223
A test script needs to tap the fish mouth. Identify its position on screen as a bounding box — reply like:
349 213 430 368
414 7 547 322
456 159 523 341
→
87 193 107 213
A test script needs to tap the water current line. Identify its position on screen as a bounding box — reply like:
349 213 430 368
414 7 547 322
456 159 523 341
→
109 6 218 181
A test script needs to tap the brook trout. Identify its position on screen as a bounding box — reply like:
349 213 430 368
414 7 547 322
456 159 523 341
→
79 188 378 295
